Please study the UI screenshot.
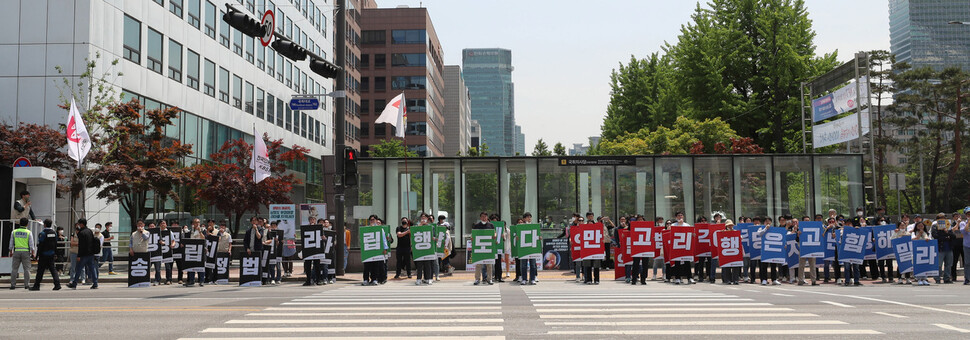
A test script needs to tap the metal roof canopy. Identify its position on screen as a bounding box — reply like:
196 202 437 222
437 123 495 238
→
807 52 868 95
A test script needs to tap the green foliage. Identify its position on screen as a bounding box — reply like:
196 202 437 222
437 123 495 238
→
369 139 417 157
553 143 566 156
601 53 681 141
465 143 490 157
596 116 745 155
532 139 552 156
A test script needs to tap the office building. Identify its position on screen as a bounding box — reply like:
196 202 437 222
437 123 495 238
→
470 120 481 150
443 65 472 156
342 0 378 151
358 6 446 157
514 124 525 155
462 48 518 156
890 0 970 71
0 0 334 230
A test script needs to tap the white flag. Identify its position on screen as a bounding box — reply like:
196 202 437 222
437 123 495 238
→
375 93 407 138
66 98 91 167
251 127 271 183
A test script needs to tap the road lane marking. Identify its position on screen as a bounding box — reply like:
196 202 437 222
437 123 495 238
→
934 324 970 333
0 308 260 313
765 286 970 317
202 326 504 333
266 306 501 311
873 312 907 318
539 313 817 319
547 330 881 335
182 337 505 340
248 312 504 317
228 319 504 324
771 293 794 297
820 301 854 308
282 301 502 305
533 302 770 307
544 320 845 326
536 307 794 312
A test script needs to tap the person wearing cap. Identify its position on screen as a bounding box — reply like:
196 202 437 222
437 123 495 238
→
720 220 741 285
9 217 35 290
66 219 99 289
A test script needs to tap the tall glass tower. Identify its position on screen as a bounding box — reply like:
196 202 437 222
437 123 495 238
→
890 0 970 71
462 48 516 156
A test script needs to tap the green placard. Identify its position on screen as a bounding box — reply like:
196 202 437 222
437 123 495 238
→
512 224 543 260
410 224 436 261
470 228 496 265
434 224 447 257
359 225 387 263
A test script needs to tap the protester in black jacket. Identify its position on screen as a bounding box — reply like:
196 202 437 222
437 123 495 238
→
67 219 99 289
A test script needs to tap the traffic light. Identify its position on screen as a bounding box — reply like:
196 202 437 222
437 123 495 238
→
343 147 358 187
222 5 266 38
272 39 307 61
310 58 340 79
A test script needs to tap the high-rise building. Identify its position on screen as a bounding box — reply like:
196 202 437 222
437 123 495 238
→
358 6 446 157
443 65 472 156
514 124 525 155
890 0 970 71
462 48 518 156
0 0 334 230
342 0 378 152
470 120 481 150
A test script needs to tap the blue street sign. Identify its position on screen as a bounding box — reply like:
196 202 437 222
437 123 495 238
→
289 98 319 110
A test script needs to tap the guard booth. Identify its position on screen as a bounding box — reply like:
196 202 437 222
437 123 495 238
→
1 165 58 275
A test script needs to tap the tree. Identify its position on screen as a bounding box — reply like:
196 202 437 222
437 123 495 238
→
601 53 681 141
868 50 894 210
86 100 194 222
595 116 761 155
0 123 71 195
553 143 566 156
368 139 417 157
188 136 309 236
532 139 552 156
465 143 490 157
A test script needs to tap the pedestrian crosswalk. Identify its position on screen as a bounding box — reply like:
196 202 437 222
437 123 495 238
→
525 282 882 336
179 284 505 340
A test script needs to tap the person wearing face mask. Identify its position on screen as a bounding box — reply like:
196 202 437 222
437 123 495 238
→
755 217 780 285
912 222 934 285
413 213 436 285
91 224 104 280
670 212 694 285
931 213 955 284
823 218 842 284
395 217 413 280
891 222 912 285
184 220 208 287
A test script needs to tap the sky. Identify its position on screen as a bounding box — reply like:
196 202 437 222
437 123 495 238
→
377 0 892 152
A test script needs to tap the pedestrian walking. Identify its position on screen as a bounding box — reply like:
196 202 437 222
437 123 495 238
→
66 219 98 289
9 217 35 290
100 222 116 275
31 219 60 291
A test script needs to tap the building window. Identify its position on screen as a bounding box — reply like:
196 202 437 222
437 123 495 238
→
203 59 215 97
359 77 369 92
275 8 284 35
266 93 276 122
256 43 265 70
391 53 426 67
245 0 255 13
375 99 386 113
123 15 141 63
186 49 200 90
406 99 426 112
187 0 201 29
391 29 426 44
361 54 369 68
170 0 183 17
204 1 216 39
320 122 327 145
245 82 254 114
374 77 386 91
375 123 386 137
391 76 425 90
147 28 163 74
374 54 386 68
285 17 292 39
218 67 230 103
360 100 369 114
232 75 242 109
285 107 293 131
285 60 292 87
362 30 385 44
266 48 275 77
245 37 255 63
361 122 369 137
233 27 244 56
153 0 163 6
301 112 308 138
256 88 265 119
276 53 284 82
168 40 182 82
219 10 230 47
276 98 284 127
406 122 427 136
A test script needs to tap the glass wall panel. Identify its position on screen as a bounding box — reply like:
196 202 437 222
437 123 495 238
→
578 165 616 223
655 158 692 222
617 158 655 220
814 155 863 217
774 156 814 219
426 160 460 235
735 156 773 220
538 159 576 230
693 157 734 222
502 159 535 224
462 159 498 237
385 160 422 247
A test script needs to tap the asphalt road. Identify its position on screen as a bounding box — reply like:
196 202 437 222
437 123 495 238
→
3 275 970 339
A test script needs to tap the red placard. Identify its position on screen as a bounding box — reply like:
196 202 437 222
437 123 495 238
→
714 230 744 267
578 223 605 260
630 221 656 258
694 223 712 257
669 226 695 262
614 229 632 280
570 226 582 263
662 230 673 264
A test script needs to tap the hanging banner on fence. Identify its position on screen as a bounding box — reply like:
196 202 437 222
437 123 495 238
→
630 221 656 258
824 228 838 261
512 224 542 260
714 230 744 267
892 237 914 274
863 227 877 260
760 227 788 264
579 223 605 261
873 225 896 260
170 227 183 260
694 223 713 257
128 252 150 288
147 227 162 263
838 227 867 265
181 238 206 272
205 234 219 269
359 225 387 263
160 229 173 264
813 110 871 148
798 222 825 258
411 224 436 261
542 238 572 270
471 228 496 265
301 225 326 261
913 240 939 278
216 252 230 284
239 255 262 286
669 226 694 262
269 204 297 239
812 76 870 122
785 233 800 268
299 203 327 225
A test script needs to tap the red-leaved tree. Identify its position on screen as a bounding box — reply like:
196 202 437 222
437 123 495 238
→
187 135 308 236
0 123 72 195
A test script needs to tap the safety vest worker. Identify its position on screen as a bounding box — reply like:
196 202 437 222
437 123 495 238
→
9 218 35 289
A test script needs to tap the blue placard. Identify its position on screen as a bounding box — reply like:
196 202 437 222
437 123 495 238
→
748 225 763 261
824 228 838 261
863 227 876 260
798 222 825 258
785 233 800 267
891 237 913 274
289 98 320 110
912 240 939 278
737 223 754 257
812 93 838 122
838 227 866 265
872 225 896 260
761 227 788 264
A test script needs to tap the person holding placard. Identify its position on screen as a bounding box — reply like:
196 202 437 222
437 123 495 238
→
412 213 436 285
670 212 694 285
891 222 913 285
394 217 413 279
931 213 956 284
473 212 496 285
912 222 933 285
755 217 780 285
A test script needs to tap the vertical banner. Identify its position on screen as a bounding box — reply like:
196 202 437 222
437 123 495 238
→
748 225 763 261
181 238 206 272
239 255 262 286
892 237 914 274
170 227 183 261
269 204 297 239
301 225 326 260
662 230 673 264
912 240 939 278
714 230 744 267
785 233 800 268
470 228 496 265
205 234 219 270
798 222 825 258
614 229 632 280
511 224 542 260
127 252 151 288
492 221 506 255
147 227 162 263
435 224 448 260
760 227 788 264
630 221 656 258
299 203 327 225
862 227 876 260
570 227 582 265
160 229 173 264
872 225 896 260
668 226 694 262
838 227 866 265
694 223 713 257
411 224 436 261
824 228 838 261
323 229 336 268
359 225 386 263
579 223 605 260
737 224 753 259
216 252 230 284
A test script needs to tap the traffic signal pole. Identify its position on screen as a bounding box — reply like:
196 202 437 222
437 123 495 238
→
333 0 347 276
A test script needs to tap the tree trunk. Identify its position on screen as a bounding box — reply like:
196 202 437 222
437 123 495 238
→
942 87 963 212
928 112 943 212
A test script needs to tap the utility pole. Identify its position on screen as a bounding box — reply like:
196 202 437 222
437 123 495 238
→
333 0 347 276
